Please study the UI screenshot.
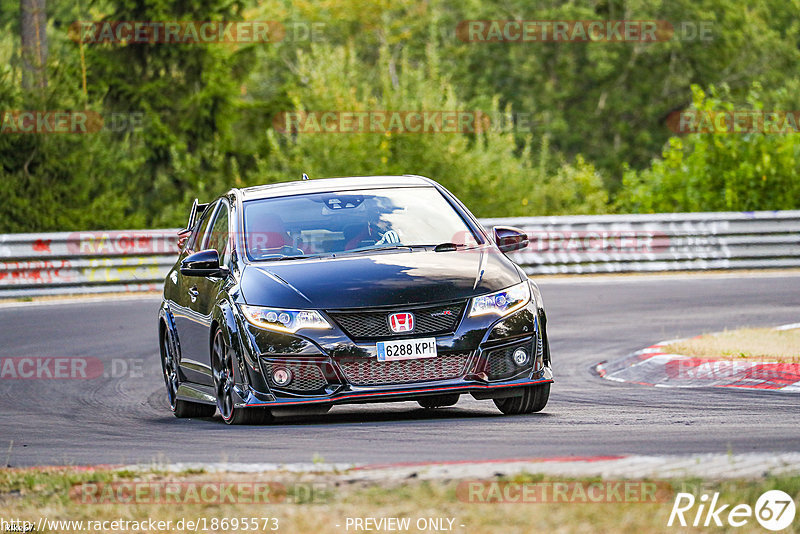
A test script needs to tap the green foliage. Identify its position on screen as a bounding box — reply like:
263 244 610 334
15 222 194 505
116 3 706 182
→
82 0 256 227
616 84 800 213
276 0 800 183
256 43 607 217
0 13 146 232
0 0 799 232
434 0 800 183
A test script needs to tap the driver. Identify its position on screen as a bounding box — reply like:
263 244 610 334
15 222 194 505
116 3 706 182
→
248 213 294 255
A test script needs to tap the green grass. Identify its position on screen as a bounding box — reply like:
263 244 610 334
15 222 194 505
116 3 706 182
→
665 327 800 363
0 467 798 533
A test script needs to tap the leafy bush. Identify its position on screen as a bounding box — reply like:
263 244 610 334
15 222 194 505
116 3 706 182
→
616 85 800 213
2 0 799 232
255 43 607 217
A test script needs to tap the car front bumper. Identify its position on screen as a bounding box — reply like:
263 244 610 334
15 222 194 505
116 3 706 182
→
230 301 553 409
234 373 554 408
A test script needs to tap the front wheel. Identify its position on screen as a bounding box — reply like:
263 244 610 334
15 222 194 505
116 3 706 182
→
160 328 215 418
212 328 273 425
493 383 550 415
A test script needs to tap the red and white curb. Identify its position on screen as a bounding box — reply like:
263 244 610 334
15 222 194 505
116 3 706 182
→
345 454 800 481
113 454 800 480
596 324 800 391
19 453 800 480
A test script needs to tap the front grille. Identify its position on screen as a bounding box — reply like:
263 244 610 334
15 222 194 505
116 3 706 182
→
262 361 328 392
485 341 534 381
339 352 472 386
327 301 465 340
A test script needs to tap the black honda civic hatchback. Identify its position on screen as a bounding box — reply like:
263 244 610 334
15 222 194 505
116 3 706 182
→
158 175 553 424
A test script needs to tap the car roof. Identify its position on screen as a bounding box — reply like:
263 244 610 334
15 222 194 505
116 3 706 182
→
238 175 436 201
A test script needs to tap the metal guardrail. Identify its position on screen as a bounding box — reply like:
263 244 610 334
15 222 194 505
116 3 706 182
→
0 230 177 298
485 210 800 274
1 211 798 297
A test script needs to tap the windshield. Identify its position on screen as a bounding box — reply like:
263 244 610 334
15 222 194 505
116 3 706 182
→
242 187 481 261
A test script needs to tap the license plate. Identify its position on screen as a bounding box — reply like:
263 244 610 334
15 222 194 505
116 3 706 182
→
376 338 438 361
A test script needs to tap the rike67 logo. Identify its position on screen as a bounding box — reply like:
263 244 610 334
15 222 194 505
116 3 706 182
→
668 490 796 531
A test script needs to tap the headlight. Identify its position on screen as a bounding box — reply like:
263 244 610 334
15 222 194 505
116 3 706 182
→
241 305 331 333
468 281 530 317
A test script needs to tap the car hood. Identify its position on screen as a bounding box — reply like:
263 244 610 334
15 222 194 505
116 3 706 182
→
240 247 523 309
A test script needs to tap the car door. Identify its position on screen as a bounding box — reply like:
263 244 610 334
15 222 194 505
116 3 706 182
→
178 200 231 386
171 201 218 385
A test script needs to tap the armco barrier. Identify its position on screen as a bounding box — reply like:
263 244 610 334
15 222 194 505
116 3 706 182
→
0 230 177 298
1 210 798 297
485 210 800 275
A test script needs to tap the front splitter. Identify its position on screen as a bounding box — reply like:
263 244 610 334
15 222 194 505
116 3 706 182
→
235 377 553 409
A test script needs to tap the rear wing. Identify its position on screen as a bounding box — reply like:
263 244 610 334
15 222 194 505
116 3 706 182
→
178 199 209 236
177 199 209 249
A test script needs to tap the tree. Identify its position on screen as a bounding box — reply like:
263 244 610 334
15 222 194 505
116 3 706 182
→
255 42 607 217
80 0 258 226
616 84 800 213
20 0 47 89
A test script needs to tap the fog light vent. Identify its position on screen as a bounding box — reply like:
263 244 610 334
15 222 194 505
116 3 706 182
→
272 368 292 386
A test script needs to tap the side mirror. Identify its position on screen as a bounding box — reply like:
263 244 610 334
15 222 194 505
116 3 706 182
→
493 226 529 253
180 249 228 277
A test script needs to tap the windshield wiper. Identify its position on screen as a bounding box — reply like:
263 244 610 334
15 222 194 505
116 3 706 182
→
333 245 414 256
257 254 316 261
432 242 469 252
328 243 473 257
343 243 472 254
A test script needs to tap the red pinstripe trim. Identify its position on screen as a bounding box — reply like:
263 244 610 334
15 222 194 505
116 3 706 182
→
243 379 554 408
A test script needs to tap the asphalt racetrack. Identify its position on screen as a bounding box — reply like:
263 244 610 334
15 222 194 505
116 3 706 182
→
1 273 798 467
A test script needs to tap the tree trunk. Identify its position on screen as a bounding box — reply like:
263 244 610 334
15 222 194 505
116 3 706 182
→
20 0 48 89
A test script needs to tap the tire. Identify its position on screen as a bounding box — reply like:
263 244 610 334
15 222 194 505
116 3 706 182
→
222 406 274 425
161 327 215 418
174 398 217 419
418 394 460 409
212 328 274 425
493 383 550 415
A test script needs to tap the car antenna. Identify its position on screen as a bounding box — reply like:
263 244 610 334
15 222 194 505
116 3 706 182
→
302 173 309 180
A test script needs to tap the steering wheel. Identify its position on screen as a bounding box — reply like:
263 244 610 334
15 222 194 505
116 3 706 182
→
375 230 401 245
